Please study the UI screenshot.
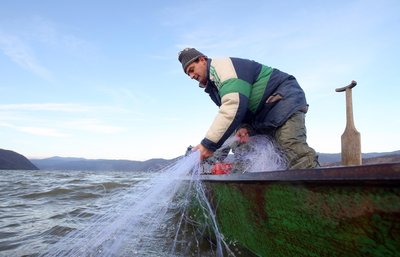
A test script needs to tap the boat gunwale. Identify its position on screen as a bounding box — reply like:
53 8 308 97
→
198 162 400 182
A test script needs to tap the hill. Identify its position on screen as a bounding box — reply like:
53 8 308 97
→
0 149 39 170
30 156 177 172
319 150 400 166
29 150 400 171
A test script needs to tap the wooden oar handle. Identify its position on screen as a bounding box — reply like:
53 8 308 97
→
335 80 357 92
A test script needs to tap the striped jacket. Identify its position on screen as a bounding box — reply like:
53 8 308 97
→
201 57 307 152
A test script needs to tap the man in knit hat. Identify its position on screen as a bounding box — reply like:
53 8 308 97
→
178 48 319 169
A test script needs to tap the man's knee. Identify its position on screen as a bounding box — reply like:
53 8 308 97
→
275 111 319 169
288 147 319 169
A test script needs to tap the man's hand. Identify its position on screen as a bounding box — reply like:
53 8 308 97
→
193 144 214 161
235 127 250 144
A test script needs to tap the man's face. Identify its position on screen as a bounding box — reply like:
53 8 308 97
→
185 57 207 86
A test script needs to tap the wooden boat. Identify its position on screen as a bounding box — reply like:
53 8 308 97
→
191 162 400 257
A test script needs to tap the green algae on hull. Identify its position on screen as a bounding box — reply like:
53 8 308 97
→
196 163 400 257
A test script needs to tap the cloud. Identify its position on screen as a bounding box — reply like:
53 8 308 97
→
0 16 96 80
18 126 69 137
161 117 181 122
0 122 69 137
0 30 53 80
27 16 96 55
0 103 129 136
0 103 127 113
64 119 126 134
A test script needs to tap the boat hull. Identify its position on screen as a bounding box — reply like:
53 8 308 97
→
196 163 400 257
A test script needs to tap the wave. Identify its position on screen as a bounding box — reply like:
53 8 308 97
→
21 188 74 199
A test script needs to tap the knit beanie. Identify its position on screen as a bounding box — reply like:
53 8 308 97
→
178 48 206 72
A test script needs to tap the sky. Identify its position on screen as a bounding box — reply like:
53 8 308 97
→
0 0 399 161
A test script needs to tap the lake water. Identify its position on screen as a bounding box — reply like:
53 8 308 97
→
0 155 256 257
1 137 284 256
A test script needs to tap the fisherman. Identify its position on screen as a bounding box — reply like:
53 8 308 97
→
178 48 319 169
